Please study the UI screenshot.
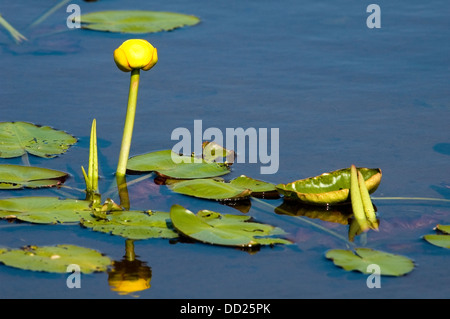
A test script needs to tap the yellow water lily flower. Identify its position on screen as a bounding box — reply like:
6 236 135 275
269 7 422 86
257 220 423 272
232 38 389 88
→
114 39 158 72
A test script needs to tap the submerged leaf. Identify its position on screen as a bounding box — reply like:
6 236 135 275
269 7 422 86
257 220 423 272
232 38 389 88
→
0 197 92 224
81 210 178 240
0 164 68 189
127 150 230 179
276 167 382 205
170 205 292 247
0 244 112 273
0 121 77 158
80 10 200 34
325 248 414 276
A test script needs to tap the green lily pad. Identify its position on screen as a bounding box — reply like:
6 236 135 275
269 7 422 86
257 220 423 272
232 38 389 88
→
81 210 178 240
0 121 77 158
0 197 92 224
230 175 278 198
325 248 414 276
202 141 235 163
169 178 252 201
0 244 112 273
80 10 200 34
423 234 450 249
127 150 230 179
170 205 292 247
435 224 450 234
0 164 68 189
276 167 382 205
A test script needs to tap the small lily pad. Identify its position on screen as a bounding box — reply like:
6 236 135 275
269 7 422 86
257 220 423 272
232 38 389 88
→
0 244 112 273
127 150 230 179
169 178 252 201
230 175 278 198
81 210 178 240
325 248 414 276
276 167 382 205
80 10 200 34
0 164 68 189
170 205 292 247
0 197 92 224
0 121 77 158
423 234 450 249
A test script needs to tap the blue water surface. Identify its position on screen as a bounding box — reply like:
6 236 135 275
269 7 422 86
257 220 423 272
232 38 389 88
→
0 0 449 299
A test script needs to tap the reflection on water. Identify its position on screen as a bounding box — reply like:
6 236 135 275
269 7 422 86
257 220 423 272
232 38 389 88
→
108 239 152 297
275 199 380 242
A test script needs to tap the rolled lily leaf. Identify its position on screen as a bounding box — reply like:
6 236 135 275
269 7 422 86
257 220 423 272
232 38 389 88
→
276 167 382 205
170 205 292 247
127 150 230 179
0 164 68 189
80 10 200 34
0 121 77 158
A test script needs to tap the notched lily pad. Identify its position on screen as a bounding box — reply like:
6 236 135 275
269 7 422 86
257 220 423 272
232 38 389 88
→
0 164 68 189
0 197 92 224
325 248 414 276
81 210 178 240
0 244 112 273
80 10 200 34
276 167 382 205
170 204 292 247
127 150 230 179
230 175 279 198
0 121 77 158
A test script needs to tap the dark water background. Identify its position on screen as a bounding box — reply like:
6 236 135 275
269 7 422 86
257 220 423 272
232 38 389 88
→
0 0 449 298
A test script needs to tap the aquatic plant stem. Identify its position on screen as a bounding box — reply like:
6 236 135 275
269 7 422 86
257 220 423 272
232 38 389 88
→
0 14 27 43
116 69 140 178
371 197 450 204
350 165 370 232
27 0 71 29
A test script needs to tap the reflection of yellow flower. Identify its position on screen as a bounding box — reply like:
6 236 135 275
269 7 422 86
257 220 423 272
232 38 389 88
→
114 39 158 72
109 277 151 296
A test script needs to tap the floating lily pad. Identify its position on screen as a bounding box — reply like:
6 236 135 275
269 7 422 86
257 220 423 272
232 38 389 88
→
423 234 450 249
325 248 414 276
0 122 77 158
0 197 92 224
435 224 450 234
202 141 235 163
127 150 230 179
80 10 200 34
81 210 178 240
0 164 68 189
276 167 382 205
230 175 278 198
170 205 292 247
0 244 112 273
169 178 252 201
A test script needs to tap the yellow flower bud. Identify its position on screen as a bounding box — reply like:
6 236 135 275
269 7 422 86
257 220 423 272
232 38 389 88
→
113 39 158 72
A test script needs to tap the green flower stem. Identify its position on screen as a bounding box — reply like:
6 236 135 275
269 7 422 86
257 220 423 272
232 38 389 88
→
28 0 71 29
116 174 130 210
116 69 140 178
0 14 27 43
357 170 378 229
350 165 370 232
